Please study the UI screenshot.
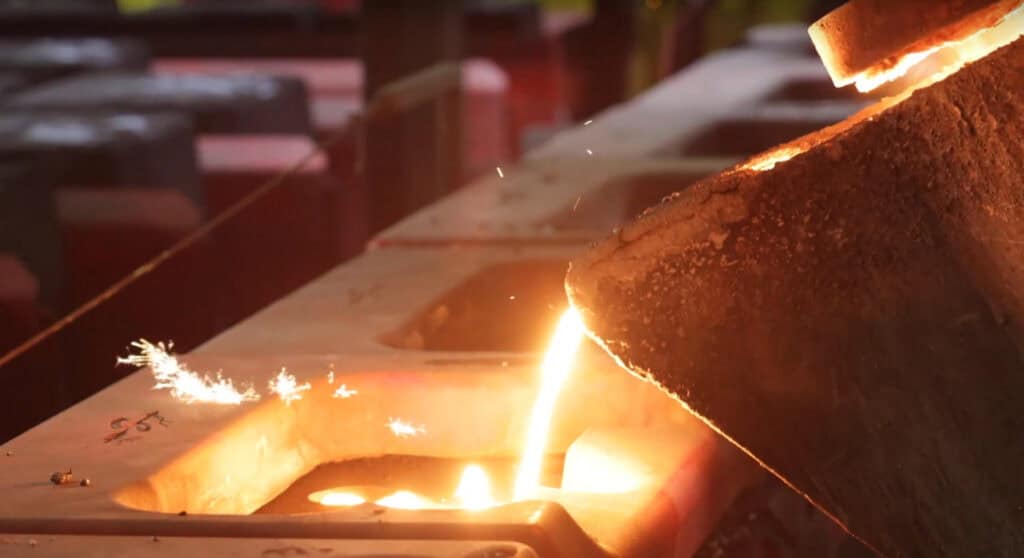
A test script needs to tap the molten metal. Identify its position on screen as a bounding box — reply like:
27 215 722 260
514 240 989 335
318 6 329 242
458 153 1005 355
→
513 309 587 500
374 490 431 510
310 464 496 511
812 1 1024 93
886 3 1024 92
319 491 366 507
746 147 805 172
454 464 494 510
854 48 942 92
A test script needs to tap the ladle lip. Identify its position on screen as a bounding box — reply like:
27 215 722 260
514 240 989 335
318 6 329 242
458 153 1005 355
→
808 0 1022 87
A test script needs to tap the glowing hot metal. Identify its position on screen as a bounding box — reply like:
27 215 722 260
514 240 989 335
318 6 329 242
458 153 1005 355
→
746 146 804 172
454 464 494 510
375 490 430 510
854 48 941 93
852 3 1024 93
513 309 586 500
319 492 366 507
310 464 495 511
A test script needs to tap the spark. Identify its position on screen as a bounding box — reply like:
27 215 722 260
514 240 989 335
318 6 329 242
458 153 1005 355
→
387 417 425 438
572 195 582 212
327 371 334 384
514 309 586 500
118 340 259 405
496 166 504 178
583 120 593 126
332 384 358 399
268 368 311 406
585 149 593 156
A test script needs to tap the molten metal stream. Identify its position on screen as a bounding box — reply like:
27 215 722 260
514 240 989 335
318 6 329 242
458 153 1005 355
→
310 309 584 511
513 309 587 500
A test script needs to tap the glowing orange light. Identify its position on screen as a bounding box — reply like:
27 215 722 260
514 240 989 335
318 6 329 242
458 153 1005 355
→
854 47 941 93
375 490 430 510
514 309 586 500
561 432 651 495
316 491 366 507
306 311 590 511
745 146 804 172
853 4 1024 93
120 340 259 405
454 465 494 510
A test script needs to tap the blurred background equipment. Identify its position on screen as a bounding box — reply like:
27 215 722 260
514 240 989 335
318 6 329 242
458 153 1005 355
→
0 1 889 556
0 0 862 458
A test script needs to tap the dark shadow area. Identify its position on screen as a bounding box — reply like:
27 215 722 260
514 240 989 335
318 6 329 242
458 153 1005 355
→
549 170 720 233
382 260 569 354
680 111 853 157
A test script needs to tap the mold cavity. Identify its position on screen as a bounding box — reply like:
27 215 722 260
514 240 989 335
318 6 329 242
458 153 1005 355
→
256 454 565 514
113 361 691 516
679 102 862 157
548 170 720 233
381 260 569 353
